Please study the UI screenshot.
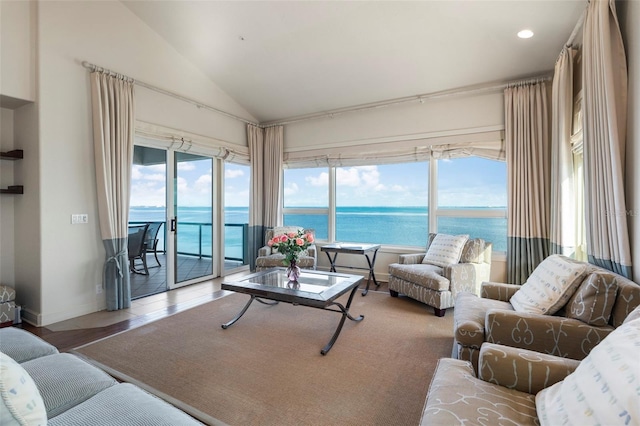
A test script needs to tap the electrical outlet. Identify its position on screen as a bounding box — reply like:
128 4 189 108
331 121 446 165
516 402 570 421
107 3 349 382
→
96 285 103 294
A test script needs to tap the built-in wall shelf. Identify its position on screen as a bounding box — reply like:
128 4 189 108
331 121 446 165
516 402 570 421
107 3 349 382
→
0 185 24 195
0 149 24 160
1 149 24 195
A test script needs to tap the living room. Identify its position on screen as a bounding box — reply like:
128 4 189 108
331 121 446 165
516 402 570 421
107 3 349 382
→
1 1 640 424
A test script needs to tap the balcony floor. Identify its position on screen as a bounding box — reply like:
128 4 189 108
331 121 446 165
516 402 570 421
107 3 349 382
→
130 253 245 300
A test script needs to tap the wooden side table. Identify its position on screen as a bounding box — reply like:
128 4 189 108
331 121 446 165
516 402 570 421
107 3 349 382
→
321 244 381 296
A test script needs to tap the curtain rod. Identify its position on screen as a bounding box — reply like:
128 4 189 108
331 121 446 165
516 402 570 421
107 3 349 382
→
81 61 259 127
262 74 553 127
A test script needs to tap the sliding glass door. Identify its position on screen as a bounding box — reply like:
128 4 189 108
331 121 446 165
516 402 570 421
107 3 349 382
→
174 152 215 286
129 142 218 297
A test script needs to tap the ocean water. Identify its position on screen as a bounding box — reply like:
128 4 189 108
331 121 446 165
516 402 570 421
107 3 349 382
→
129 206 507 259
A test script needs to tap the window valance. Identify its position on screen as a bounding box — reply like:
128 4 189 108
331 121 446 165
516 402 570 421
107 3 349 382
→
283 129 504 168
135 121 250 164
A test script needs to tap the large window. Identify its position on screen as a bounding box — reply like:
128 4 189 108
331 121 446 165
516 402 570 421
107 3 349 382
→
283 156 507 253
437 157 507 252
335 164 428 246
283 167 329 239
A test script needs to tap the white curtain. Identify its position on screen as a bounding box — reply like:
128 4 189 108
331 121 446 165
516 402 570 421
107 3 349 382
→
90 71 135 310
248 125 283 270
550 47 578 257
582 0 632 278
505 82 551 285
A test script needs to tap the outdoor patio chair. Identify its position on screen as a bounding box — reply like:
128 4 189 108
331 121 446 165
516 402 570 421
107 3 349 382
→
144 221 164 267
128 223 149 275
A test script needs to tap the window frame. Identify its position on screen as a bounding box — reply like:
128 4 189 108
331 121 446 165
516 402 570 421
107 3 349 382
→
282 157 507 254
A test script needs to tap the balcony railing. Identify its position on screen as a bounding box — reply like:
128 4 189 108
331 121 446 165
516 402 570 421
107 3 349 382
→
128 221 249 265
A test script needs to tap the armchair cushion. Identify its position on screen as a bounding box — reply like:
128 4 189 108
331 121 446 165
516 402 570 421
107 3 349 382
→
509 254 588 315
387 263 449 291
536 317 640 425
565 271 618 326
421 358 538 426
422 233 469 267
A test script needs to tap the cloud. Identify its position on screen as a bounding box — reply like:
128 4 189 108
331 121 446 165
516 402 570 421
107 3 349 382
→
284 182 299 197
306 172 328 186
177 162 196 171
226 168 244 179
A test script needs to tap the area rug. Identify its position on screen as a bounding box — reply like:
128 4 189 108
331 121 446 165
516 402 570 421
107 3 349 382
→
74 290 454 426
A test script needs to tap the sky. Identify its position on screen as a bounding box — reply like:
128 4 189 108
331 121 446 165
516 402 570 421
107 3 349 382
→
131 157 506 208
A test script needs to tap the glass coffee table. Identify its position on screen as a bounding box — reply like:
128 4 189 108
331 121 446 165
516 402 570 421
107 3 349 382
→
221 268 364 355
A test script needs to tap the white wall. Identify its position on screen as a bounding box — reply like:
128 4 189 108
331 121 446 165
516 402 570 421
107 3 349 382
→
31 0 257 325
0 108 16 286
0 0 35 102
619 0 640 284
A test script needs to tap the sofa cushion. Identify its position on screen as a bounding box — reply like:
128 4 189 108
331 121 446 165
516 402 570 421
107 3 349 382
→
22 353 118 418
422 233 469 267
48 383 204 426
565 272 618 327
388 263 449 291
510 255 588 315
0 328 59 363
0 352 47 426
535 317 640 425
454 292 513 348
421 358 538 426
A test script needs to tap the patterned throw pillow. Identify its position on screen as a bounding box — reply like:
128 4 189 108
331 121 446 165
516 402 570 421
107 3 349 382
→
460 238 485 263
0 352 47 426
565 272 618 326
422 234 469 267
535 317 640 425
510 255 588 315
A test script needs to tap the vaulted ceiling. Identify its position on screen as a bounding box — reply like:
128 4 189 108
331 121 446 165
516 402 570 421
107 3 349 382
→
123 0 587 123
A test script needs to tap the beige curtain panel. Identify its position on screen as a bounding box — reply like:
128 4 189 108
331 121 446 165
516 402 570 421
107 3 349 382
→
550 47 578 258
90 71 135 311
505 82 551 285
581 0 632 278
247 125 283 270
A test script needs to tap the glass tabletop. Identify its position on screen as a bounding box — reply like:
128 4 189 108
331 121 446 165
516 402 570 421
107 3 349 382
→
222 268 363 305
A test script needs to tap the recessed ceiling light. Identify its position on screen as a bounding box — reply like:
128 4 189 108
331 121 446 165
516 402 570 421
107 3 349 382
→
518 29 534 39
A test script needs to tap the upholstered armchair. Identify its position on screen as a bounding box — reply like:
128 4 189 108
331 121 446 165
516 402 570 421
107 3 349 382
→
255 227 317 271
422 306 640 426
453 254 640 372
388 233 492 317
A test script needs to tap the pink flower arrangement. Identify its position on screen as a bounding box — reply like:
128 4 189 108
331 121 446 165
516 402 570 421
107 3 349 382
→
268 229 314 266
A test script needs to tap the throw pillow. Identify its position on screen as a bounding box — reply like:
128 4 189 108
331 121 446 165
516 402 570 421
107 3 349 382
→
509 255 588 315
565 272 618 326
0 352 47 426
535 317 640 425
422 233 469 267
460 238 485 263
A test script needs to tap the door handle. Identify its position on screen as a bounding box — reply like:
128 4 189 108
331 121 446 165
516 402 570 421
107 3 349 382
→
170 218 177 232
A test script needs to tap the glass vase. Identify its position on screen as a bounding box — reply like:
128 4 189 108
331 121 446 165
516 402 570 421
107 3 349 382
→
286 259 301 284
